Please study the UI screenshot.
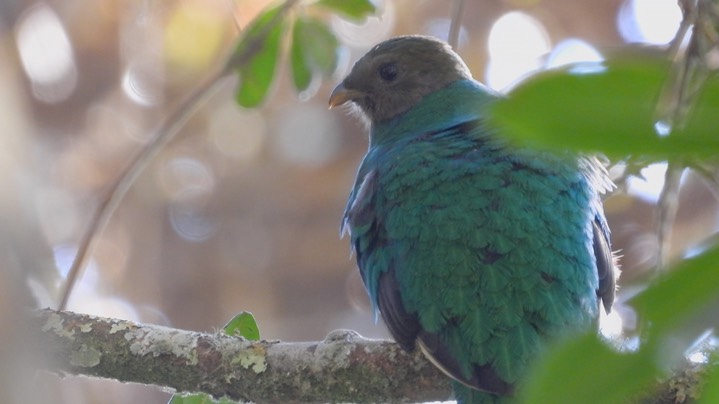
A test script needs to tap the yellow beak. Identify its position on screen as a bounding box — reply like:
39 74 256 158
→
328 82 362 108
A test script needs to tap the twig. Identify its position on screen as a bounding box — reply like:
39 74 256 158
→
655 163 683 271
448 0 465 49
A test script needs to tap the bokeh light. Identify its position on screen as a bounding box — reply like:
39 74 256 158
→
617 0 682 45
272 104 343 166
486 11 551 91
34 187 81 244
209 103 267 161
545 38 604 69
158 156 216 203
626 162 669 203
169 200 217 243
600 309 624 339
15 3 77 103
331 0 395 48
122 61 164 107
163 1 227 71
157 156 218 242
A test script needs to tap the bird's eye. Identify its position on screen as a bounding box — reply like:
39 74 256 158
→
378 63 398 82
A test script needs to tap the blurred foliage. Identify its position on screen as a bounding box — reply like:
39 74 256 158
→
233 4 287 107
632 245 719 336
521 247 719 402
290 16 339 92
233 0 373 106
315 0 378 21
169 394 237 404
700 360 719 404
490 56 719 159
521 332 659 403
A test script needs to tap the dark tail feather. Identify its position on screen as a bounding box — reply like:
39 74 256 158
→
452 381 513 404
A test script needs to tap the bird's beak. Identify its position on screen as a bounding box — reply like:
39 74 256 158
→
328 82 361 109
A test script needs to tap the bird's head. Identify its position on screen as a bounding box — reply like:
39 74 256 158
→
329 35 472 125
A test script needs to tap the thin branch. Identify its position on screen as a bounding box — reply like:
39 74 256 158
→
223 0 301 73
35 310 451 403
656 0 719 132
448 0 465 49
655 164 683 271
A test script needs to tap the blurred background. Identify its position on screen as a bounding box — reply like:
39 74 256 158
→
1 0 717 402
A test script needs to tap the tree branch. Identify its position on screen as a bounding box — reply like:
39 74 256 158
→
35 309 451 403
33 309 713 403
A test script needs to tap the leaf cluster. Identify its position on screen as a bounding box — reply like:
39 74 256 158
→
231 0 376 107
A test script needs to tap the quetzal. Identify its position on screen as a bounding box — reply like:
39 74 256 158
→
329 35 616 403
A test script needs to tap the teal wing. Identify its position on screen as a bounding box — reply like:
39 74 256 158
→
343 102 614 397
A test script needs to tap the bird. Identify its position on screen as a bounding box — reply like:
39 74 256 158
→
329 35 616 403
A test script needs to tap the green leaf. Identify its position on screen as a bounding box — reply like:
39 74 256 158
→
296 17 339 74
289 17 339 93
630 245 719 335
699 362 719 404
167 313 261 404
234 5 286 107
488 56 719 160
169 394 237 404
521 333 659 404
290 21 312 92
315 0 376 21
223 311 260 341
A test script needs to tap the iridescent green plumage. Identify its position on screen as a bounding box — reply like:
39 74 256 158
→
331 35 615 403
